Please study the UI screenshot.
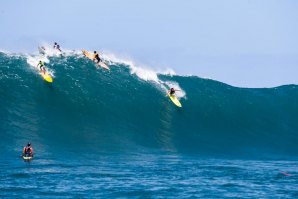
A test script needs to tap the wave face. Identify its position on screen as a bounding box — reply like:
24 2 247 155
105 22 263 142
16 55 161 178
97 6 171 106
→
0 52 298 159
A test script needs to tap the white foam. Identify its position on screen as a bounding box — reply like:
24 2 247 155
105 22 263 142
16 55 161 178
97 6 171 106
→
0 49 10 54
26 55 48 67
102 51 186 99
157 68 176 76
163 81 186 99
0 50 24 59
2 46 187 98
102 52 161 82
26 54 54 77
38 42 62 57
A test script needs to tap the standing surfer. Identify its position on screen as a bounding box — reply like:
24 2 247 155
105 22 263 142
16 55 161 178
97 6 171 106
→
37 61 46 74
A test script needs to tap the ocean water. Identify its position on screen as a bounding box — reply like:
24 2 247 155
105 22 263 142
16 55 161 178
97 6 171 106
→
0 51 298 198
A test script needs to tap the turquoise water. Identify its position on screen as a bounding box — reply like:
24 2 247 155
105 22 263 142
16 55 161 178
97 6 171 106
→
0 52 298 198
1 154 298 198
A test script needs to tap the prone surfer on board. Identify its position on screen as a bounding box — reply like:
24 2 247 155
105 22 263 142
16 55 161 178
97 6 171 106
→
23 142 33 157
93 51 102 64
37 61 46 74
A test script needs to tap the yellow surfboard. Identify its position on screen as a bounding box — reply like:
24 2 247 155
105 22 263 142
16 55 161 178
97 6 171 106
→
168 93 182 107
82 50 110 70
40 72 53 83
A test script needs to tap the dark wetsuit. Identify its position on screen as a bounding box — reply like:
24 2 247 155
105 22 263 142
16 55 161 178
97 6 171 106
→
38 62 45 70
170 89 175 95
94 53 101 63
54 44 61 52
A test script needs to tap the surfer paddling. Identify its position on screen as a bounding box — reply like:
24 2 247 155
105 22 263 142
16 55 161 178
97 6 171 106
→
23 142 33 157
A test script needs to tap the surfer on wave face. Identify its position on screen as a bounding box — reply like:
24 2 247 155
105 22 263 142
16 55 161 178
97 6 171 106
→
169 88 176 95
53 42 62 52
37 61 46 74
93 51 102 63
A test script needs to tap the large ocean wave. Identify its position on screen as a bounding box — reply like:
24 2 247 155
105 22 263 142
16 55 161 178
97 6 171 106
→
0 49 297 159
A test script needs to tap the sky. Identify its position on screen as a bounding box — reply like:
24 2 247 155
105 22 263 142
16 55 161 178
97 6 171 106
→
0 0 297 87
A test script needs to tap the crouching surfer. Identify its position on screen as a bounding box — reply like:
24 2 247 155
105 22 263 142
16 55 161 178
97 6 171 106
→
168 88 180 96
93 51 102 64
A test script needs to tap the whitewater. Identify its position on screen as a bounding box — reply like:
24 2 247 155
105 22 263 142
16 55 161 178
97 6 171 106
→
0 48 298 198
